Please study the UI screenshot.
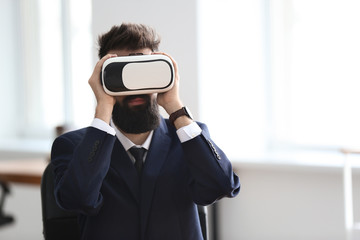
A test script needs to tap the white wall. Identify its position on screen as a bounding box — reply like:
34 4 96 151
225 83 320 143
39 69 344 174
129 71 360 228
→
219 163 351 240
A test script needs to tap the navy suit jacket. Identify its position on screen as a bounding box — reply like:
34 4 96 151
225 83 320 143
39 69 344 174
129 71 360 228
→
51 117 240 240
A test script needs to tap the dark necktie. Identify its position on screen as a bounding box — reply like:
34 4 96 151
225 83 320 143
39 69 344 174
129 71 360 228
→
129 147 146 176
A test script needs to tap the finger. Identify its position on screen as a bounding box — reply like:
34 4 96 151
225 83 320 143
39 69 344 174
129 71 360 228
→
90 54 118 85
95 53 118 72
152 52 176 64
152 52 179 79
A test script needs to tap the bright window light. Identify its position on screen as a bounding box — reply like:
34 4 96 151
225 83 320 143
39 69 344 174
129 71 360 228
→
198 0 360 160
271 0 360 149
198 0 267 158
0 0 93 153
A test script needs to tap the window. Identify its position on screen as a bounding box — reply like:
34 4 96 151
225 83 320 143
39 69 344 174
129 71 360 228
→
198 0 360 160
198 0 268 158
0 0 93 154
270 0 360 150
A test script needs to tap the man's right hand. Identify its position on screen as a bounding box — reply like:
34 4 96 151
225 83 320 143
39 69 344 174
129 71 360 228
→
88 54 117 124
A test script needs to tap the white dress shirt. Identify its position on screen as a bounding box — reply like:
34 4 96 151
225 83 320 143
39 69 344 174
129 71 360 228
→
90 118 202 163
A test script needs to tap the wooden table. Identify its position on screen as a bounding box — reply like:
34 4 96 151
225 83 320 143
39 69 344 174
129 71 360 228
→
0 158 48 185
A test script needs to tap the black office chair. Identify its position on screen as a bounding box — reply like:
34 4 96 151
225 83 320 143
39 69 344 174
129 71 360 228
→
41 163 208 240
197 204 209 240
0 181 14 227
41 163 80 240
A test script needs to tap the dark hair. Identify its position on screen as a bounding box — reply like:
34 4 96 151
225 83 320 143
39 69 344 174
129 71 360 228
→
97 23 161 59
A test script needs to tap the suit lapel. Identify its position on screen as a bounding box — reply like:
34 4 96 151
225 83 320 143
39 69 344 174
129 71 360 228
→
110 139 141 203
140 118 171 238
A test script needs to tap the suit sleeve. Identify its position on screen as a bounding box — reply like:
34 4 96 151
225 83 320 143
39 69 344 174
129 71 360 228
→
182 123 240 205
51 127 116 215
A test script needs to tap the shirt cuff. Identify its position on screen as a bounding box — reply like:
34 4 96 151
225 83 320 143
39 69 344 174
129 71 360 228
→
91 118 116 136
176 122 202 143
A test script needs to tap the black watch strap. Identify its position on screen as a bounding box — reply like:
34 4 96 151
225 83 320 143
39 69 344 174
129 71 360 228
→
169 107 193 125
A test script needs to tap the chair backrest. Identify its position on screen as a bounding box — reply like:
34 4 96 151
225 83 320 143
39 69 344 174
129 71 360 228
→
41 163 208 240
41 163 80 240
197 204 209 240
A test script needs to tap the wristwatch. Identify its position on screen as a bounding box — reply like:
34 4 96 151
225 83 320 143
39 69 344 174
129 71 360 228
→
169 107 193 125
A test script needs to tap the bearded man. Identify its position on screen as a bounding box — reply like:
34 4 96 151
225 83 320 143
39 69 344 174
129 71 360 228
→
50 23 240 240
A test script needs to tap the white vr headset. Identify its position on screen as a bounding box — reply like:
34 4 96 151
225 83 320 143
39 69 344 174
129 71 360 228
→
101 54 175 96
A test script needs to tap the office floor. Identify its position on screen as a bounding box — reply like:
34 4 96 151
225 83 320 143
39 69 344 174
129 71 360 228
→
0 184 42 240
2 165 358 240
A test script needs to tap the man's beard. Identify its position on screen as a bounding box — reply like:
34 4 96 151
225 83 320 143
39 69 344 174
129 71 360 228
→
112 95 160 134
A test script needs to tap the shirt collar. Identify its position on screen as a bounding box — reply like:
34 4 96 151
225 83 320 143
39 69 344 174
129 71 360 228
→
110 119 153 151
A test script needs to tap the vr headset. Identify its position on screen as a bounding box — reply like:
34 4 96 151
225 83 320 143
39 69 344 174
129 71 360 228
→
101 54 174 96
